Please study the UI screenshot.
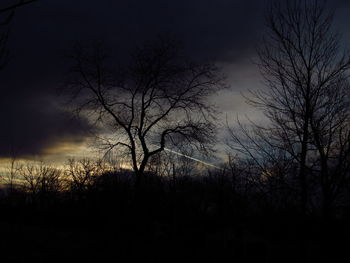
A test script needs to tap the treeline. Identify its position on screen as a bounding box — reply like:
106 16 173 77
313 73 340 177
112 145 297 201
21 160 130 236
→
1 153 350 219
0 155 349 262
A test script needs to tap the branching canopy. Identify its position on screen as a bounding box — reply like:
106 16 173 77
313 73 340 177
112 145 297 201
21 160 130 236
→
65 37 225 176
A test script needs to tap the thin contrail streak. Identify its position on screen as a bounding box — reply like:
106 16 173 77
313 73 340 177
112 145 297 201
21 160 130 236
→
162 146 223 170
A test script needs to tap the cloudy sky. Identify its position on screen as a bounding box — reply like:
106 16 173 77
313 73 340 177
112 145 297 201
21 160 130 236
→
0 0 349 164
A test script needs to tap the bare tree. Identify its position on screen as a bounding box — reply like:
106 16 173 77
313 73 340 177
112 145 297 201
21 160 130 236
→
19 163 42 195
20 162 62 197
0 0 38 67
65 158 105 195
0 22 9 71
0 0 37 16
1 152 21 194
64 36 225 181
1 139 23 197
228 124 299 206
309 75 350 220
230 0 350 217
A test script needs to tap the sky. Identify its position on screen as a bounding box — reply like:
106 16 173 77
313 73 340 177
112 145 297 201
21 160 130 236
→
0 0 350 165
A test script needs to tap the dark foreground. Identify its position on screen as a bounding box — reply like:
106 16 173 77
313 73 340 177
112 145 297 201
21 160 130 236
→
0 172 349 263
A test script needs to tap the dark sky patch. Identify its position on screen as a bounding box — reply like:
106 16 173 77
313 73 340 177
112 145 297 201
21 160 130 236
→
0 0 349 158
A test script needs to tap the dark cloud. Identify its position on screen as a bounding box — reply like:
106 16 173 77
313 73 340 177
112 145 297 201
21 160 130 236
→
0 93 90 157
0 0 349 158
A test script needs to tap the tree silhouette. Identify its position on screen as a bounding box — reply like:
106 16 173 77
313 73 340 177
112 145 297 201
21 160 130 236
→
0 25 9 70
229 1 350 261
0 0 38 67
64 36 225 180
231 0 350 217
65 158 105 197
0 0 37 16
19 162 62 204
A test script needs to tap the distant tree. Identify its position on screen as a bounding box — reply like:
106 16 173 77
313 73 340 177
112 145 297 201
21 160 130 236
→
0 150 21 195
20 162 62 198
65 158 105 196
64 36 225 181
